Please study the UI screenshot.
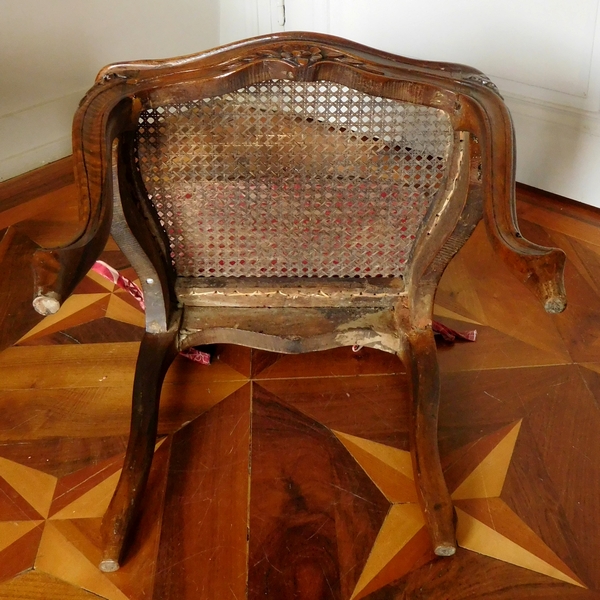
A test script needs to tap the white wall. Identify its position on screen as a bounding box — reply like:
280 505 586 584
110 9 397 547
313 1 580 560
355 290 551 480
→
221 0 600 207
0 0 220 182
6 1 599 206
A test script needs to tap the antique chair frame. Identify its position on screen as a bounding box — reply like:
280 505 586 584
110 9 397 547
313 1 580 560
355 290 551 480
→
31 32 566 572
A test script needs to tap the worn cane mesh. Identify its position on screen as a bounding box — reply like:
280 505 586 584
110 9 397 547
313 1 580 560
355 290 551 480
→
135 81 454 278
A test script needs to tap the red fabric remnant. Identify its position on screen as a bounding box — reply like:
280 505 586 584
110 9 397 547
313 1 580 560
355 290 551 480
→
92 261 146 310
180 347 212 364
432 320 477 343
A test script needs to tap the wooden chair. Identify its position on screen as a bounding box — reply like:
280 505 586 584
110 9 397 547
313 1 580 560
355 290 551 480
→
30 32 567 572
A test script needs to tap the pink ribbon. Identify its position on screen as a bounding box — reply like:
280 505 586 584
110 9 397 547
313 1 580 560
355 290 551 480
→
92 261 145 310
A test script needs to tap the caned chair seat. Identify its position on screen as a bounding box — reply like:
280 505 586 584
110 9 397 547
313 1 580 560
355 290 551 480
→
30 32 567 572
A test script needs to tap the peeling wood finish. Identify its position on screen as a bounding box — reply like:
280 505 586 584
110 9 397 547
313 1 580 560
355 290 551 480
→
21 32 567 572
180 306 402 355
176 277 405 308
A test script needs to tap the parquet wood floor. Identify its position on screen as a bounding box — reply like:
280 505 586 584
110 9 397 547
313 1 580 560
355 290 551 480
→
0 164 599 599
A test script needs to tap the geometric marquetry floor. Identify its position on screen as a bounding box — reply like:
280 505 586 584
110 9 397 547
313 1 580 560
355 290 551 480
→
1 178 600 598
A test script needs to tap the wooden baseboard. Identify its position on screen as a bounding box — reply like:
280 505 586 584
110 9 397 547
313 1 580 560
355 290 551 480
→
0 156 74 215
516 182 600 227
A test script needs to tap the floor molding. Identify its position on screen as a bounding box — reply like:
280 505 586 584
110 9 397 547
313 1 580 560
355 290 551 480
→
0 156 73 213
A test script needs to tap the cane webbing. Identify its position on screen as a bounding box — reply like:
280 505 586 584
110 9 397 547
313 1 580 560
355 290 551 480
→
135 81 454 278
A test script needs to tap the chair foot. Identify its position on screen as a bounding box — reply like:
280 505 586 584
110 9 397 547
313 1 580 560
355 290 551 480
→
435 543 456 557
501 242 566 313
485 205 567 314
100 329 178 570
99 559 120 573
399 329 456 557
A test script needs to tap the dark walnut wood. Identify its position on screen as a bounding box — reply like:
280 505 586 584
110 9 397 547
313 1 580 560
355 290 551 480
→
99 322 179 572
25 32 566 571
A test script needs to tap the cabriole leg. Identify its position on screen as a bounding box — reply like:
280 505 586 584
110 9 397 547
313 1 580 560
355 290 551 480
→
99 329 178 572
398 328 456 557
487 224 567 314
483 178 567 314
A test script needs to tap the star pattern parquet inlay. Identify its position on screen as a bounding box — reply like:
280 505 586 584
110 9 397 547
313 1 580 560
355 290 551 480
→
0 178 599 598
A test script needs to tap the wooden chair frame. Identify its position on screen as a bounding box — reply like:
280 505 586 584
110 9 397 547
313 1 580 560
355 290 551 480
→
30 32 567 572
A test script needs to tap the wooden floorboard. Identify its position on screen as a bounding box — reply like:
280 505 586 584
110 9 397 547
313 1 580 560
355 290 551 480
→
0 166 599 598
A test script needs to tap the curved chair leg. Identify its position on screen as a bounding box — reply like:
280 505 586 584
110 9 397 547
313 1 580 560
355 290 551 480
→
483 182 567 314
486 223 567 315
398 328 456 556
99 329 178 572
